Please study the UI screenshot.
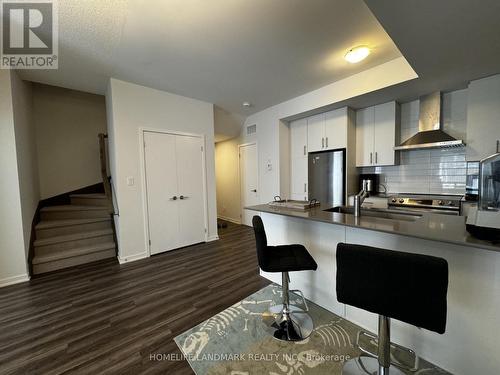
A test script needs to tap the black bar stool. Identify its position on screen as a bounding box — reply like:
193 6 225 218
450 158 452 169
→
336 243 448 375
252 215 318 341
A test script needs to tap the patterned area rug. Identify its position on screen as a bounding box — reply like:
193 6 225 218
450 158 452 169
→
174 284 450 375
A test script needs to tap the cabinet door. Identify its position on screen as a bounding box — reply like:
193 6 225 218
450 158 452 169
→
466 75 500 161
290 118 308 158
374 101 397 166
325 108 348 150
307 113 325 152
355 107 374 167
290 156 308 201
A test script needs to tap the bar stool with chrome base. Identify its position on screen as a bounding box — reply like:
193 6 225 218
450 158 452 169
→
336 243 448 375
252 216 318 342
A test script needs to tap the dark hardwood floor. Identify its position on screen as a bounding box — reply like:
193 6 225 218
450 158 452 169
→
0 222 270 374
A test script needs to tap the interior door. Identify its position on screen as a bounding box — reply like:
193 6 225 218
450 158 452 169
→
175 135 206 248
144 132 180 254
240 143 259 226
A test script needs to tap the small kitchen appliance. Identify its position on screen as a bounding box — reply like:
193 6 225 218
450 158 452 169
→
466 153 500 240
359 173 379 195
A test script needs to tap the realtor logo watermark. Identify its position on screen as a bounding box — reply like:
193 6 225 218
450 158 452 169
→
1 0 58 69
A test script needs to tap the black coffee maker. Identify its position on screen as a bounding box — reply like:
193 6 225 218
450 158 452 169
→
359 174 379 195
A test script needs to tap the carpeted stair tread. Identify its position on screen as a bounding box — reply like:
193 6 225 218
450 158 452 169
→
40 205 108 212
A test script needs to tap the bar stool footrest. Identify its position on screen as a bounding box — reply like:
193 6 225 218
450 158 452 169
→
356 330 419 372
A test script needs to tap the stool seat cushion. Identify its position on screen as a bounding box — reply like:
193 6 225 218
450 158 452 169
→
252 216 317 273
336 243 448 334
261 244 318 273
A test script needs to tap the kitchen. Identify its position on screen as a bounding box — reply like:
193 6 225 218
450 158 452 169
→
242 72 500 375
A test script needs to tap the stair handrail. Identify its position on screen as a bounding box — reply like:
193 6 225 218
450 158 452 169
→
98 133 114 213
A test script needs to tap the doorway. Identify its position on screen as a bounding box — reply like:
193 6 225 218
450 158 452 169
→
239 143 259 226
143 130 208 255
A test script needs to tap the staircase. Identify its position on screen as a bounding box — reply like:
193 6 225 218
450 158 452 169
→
32 193 116 275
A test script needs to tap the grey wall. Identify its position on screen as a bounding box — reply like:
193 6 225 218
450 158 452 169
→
33 84 107 199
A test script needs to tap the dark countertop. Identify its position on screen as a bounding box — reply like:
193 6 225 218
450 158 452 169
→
247 204 500 253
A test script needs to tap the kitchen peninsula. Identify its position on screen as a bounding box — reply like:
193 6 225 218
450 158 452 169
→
247 203 500 375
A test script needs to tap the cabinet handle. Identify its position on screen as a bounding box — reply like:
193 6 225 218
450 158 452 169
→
170 196 178 201
497 140 499 153
179 195 189 200
370 152 373 164
375 152 378 164
326 137 328 148
322 138 325 148
304 183 307 193
304 145 306 156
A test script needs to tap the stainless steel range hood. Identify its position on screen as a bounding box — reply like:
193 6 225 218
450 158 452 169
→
394 92 465 151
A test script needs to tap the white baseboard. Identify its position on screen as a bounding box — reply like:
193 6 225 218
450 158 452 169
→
207 235 219 242
217 215 241 225
118 251 148 264
0 274 30 288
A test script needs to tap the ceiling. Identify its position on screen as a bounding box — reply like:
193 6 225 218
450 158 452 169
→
19 0 402 115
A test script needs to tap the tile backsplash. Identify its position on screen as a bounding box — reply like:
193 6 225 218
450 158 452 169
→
361 89 471 196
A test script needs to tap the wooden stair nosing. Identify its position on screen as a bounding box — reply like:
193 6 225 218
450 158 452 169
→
34 228 113 247
40 205 109 212
32 242 116 265
36 217 111 230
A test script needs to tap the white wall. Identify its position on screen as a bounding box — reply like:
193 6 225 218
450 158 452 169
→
11 72 39 261
235 57 416 213
106 78 217 263
33 84 108 199
215 138 241 223
0 71 30 286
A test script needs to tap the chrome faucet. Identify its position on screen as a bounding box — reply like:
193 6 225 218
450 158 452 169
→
354 180 369 217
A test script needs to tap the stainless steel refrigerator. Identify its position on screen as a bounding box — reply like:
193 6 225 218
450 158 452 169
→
308 149 345 207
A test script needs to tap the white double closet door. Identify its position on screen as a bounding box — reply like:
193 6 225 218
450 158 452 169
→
144 131 206 255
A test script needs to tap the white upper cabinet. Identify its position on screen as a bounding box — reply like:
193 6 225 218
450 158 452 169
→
290 118 308 158
374 102 398 166
325 108 349 150
356 101 399 167
466 74 500 161
356 107 375 167
307 113 325 152
308 108 349 152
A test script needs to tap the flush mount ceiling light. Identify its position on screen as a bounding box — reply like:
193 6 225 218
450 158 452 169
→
344 46 371 63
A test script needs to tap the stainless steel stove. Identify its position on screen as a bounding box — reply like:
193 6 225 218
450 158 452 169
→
387 194 463 215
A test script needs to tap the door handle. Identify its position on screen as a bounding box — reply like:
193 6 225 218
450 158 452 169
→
322 138 325 148
303 145 306 156
370 152 373 164
170 196 178 201
375 152 378 164
304 183 307 193
326 137 328 148
251 189 257 193
179 195 188 200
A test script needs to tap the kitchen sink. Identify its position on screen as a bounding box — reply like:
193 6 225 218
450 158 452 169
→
324 206 423 222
